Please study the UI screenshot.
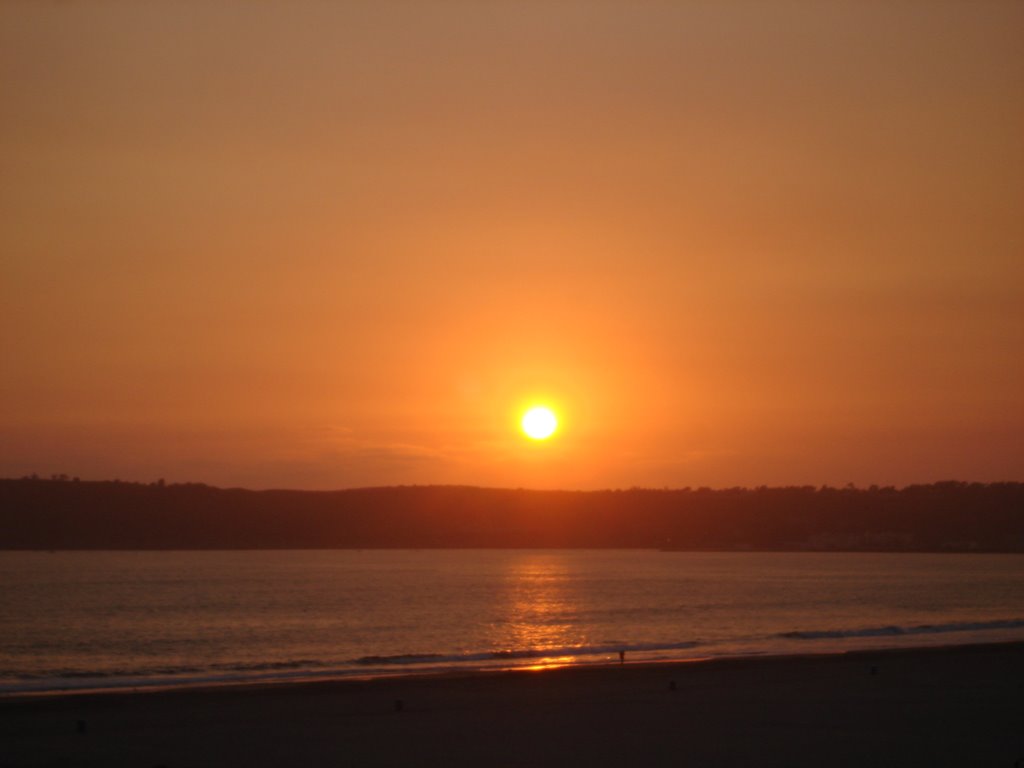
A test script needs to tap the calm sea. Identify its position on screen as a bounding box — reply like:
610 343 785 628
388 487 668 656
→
1 550 1023 695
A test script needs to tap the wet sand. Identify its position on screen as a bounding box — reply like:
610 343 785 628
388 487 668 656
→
2 642 1023 767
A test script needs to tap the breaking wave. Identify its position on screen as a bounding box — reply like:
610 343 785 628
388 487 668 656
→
354 640 702 667
780 618 1024 641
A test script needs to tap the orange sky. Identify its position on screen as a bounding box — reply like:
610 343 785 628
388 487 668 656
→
2 1 1022 490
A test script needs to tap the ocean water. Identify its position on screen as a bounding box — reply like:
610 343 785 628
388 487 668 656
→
1 550 1023 695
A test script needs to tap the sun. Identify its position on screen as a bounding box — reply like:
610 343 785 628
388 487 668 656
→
521 406 558 440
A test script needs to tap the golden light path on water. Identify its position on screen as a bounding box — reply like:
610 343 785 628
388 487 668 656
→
500 555 583 669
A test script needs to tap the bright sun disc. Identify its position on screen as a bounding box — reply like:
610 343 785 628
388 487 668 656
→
521 406 558 440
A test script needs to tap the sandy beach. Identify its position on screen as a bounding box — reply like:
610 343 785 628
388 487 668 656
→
3 642 1023 767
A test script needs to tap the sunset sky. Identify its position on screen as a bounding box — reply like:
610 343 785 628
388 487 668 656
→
2 1 1022 491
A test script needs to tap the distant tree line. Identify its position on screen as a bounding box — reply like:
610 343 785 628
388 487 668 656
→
1 478 1022 551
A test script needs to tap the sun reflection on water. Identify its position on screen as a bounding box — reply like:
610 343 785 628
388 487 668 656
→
496 554 586 658
521 656 575 672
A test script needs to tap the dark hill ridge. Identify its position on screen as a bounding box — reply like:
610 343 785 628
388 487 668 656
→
1 478 1023 551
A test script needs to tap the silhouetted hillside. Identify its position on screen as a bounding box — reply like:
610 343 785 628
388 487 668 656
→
1 478 1022 551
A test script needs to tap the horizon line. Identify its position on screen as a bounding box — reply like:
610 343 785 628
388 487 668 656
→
4 475 1021 495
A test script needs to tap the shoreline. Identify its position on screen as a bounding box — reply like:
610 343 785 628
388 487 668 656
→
6 637 1024 703
3 640 1023 766
4 638 1024 700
